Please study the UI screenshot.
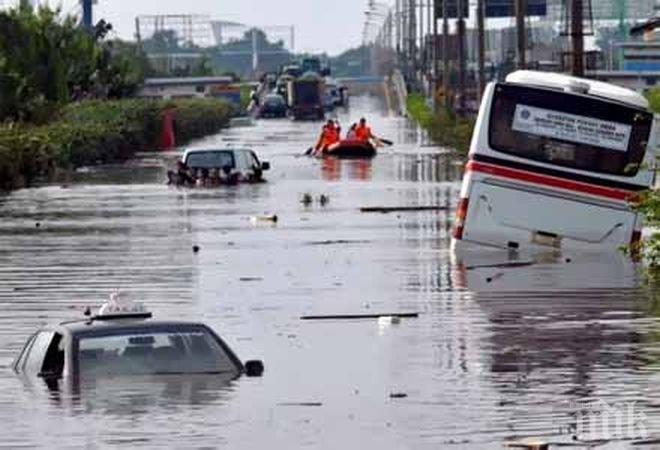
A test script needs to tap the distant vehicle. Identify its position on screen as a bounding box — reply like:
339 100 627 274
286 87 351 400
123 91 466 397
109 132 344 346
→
322 91 335 112
324 79 343 107
259 94 288 118
281 64 302 79
276 74 294 100
288 72 324 120
338 86 349 106
13 295 264 382
452 70 657 252
301 57 322 74
180 148 270 184
263 72 278 90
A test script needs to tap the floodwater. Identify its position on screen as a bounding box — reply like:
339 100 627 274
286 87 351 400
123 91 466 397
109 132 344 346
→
1 94 660 449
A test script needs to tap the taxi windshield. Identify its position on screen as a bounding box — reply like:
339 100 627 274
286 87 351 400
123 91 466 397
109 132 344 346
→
77 326 238 377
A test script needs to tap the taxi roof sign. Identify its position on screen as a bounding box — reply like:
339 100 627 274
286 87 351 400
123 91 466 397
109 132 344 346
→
93 291 153 321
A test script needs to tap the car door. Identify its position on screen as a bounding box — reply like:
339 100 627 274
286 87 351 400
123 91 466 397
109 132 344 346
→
235 151 252 180
249 151 264 181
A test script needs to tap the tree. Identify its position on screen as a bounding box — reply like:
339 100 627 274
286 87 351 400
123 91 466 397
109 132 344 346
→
0 6 148 121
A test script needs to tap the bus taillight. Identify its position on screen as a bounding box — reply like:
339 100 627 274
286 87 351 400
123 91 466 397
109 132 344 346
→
453 198 469 240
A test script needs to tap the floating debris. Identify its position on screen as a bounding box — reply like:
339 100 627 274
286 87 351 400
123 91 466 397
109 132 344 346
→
277 402 323 407
250 214 278 224
465 261 534 270
505 440 549 450
301 312 419 321
301 193 313 206
378 315 401 326
307 239 371 246
389 392 407 399
360 206 449 213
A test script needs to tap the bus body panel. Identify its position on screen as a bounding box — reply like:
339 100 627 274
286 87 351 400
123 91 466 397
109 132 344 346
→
453 72 655 251
463 179 636 249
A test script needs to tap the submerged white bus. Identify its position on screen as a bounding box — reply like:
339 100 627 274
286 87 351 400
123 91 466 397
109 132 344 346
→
452 70 657 251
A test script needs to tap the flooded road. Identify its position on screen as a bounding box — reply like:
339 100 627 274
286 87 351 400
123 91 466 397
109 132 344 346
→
1 94 660 449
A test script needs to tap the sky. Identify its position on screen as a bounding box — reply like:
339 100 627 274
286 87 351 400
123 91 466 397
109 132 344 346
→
8 0 371 55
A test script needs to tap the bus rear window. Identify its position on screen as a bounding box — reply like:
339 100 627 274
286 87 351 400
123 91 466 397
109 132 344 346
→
488 83 653 177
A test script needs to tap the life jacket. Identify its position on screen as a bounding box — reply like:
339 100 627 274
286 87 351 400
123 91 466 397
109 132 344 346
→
326 126 340 145
319 126 339 151
355 125 371 142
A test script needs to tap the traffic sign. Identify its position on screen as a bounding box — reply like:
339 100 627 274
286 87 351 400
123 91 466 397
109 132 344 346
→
485 0 547 18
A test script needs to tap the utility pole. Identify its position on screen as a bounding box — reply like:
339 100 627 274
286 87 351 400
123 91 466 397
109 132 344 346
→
135 17 142 43
515 0 526 69
252 29 259 75
457 0 466 115
442 0 450 108
395 0 402 61
571 0 585 76
81 0 93 29
477 0 486 102
616 0 628 70
402 0 409 78
409 0 417 85
427 0 432 81
419 0 424 77
433 0 439 104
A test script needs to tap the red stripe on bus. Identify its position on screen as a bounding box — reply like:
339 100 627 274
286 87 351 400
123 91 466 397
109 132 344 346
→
466 161 639 202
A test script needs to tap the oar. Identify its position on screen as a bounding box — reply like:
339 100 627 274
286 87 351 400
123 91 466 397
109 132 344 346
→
377 138 394 146
304 147 313 156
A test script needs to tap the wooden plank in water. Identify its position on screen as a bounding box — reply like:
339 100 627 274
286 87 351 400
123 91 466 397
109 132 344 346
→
360 206 449 213
301 312 419 320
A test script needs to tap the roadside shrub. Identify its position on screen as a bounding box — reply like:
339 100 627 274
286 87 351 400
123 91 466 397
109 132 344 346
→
168 98 234 144
406 93 474 155
0 97 232 191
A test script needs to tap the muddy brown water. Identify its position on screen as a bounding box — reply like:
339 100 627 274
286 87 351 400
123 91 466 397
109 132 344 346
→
1 95 659 449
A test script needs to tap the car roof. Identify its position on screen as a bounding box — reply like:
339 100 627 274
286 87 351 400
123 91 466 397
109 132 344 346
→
53 319 211 337
505 70 649 110
183 148 253 158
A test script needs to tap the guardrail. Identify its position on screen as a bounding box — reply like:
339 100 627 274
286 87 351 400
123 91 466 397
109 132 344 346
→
390 70 408 117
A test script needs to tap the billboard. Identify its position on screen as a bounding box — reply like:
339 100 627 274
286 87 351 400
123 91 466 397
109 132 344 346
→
546 0 653 21
435 0 470 19
485 0 547 17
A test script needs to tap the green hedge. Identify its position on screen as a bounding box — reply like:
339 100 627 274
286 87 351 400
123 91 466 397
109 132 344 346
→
0 98 233 190
406 93 474 155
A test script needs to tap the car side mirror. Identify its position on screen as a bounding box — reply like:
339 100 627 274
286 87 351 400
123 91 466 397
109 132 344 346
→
244 360 264 377
261 161 270 171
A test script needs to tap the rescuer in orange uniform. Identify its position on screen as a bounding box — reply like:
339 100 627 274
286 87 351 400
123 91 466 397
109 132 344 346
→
355 117 375 143
314 120 340 155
